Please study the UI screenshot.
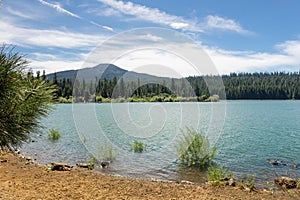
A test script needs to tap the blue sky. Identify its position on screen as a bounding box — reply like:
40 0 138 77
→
1 0 300 76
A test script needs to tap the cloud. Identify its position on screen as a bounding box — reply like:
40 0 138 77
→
6 6 34 19
204 15 251 34
37 0 81 19
90 21 114 32
139 34 163 42
97 0 202 32
206 40 300 74
0 20 106 49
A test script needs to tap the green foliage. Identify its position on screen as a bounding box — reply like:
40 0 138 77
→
297 180 300 189
87 162 95 170
241 174 257 191
47 129 61 141
207 165 234 181
176 128 216 168
206 94 220 102
0 45 56 150
130 140 146 153
58 97 72 103
98 143 118 162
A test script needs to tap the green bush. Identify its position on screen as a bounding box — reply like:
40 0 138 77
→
130 140 146 153
47 129 61 141
0 45 55 150
207 165 233 181
176 128 216 168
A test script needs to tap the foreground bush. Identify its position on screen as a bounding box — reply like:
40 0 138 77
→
0 45 55 150
176 128 216 168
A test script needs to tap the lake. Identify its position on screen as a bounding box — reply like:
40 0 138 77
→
21 100 300 186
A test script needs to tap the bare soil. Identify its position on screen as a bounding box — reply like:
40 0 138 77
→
0 151 298 200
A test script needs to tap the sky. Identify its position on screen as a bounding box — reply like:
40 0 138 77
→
1 0 300 76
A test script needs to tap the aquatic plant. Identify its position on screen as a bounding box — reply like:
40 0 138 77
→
176 128 216 168
130 140 146 153
99 143 118 162
47 129 61 141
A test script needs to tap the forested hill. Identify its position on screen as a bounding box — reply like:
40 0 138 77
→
187 72 300 99
46 65 300 100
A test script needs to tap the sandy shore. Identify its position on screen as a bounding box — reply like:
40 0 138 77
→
0 151 298 200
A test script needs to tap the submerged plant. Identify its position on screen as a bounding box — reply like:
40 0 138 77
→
130 140 146 153
176 127 216 168
47 129 61 141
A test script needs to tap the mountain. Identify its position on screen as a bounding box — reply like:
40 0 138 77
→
46 64 171 83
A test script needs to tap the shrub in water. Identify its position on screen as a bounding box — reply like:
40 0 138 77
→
176 128 216 168
47 129 61 141
130 140 146 153
207 165 233 181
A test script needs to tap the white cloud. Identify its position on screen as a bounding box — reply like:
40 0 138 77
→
97 0 201 32
204 15 251 34
206 40 300 74
139 34 163 42
170 22 189 29
25 38 300 76
37 0 81 19
6 6 34 19
29 59 84 74
90 21 114 32
0 21 106 49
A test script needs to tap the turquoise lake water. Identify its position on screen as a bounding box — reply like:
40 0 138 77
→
21 100 300 186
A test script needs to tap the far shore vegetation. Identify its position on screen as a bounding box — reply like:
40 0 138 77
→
47 69 300 104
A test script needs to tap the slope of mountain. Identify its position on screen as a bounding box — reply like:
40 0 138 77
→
46 64 171 83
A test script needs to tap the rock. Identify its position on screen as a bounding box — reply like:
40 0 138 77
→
267 159 283 166
100 161 110 168
274 177 297 189
76 163 94 169
180 180 194 185
51 162 72 171
228 178 236 187
26 157 32 161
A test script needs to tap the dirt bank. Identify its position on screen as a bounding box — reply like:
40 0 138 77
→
0 151 298 200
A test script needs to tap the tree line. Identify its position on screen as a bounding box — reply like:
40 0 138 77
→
49 71 300 102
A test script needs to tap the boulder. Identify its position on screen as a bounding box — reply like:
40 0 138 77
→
274 177 297 189
51 162 72 171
